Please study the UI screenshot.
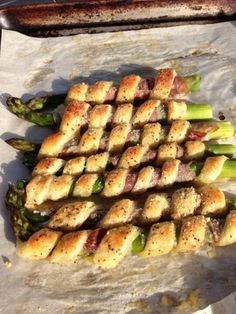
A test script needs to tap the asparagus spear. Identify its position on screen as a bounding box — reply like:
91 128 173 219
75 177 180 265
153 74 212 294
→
5 180 49 241
88 159 236 196
7 97 58 127
24 157 236 207
184 103 212 120
26 94 66 111
5 137 235 174
5 138 40 170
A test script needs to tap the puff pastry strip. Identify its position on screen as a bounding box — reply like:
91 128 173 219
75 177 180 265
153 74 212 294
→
45 185 228 231
25 156 232 208
66 68 199 104
17 211 236 268
38 120 233 158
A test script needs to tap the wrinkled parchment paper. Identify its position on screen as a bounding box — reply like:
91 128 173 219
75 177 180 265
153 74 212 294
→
1 21 236 313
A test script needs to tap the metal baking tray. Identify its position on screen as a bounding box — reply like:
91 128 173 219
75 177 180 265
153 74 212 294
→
0 0 236 37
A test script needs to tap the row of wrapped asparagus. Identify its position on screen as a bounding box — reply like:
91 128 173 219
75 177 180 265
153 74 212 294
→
6 68 200 127
6 181 236 268
25 156 236 209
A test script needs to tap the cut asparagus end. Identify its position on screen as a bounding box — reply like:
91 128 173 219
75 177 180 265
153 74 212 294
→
7 96 57 127
26 94 66 111
5 138 36 152
218 160 236 178
184 74 201 92
185 103 213 120
205 143 235 157
208 121 234 140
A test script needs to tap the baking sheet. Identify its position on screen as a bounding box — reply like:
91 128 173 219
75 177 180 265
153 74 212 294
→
1 0 236 37
1 21 236 313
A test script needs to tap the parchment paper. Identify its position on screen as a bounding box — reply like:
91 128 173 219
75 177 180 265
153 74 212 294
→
1 21 236 314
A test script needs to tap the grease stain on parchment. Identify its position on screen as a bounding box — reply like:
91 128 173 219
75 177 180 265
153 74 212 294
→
229 105 236 123
24 66 55 89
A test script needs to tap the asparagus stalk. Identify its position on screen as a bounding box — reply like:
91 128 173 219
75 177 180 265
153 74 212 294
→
6 180 49 241
7 97 58 127
218 160 236 178
5 138 39 169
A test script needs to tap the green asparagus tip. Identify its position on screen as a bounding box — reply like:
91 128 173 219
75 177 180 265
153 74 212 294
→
7 96 57 127
185 103 212 120
184 74 201 92
5 138 36 152
205 143 235 157
26 94 66 111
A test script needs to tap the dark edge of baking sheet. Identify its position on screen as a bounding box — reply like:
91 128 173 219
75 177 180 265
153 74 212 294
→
0 0 236 37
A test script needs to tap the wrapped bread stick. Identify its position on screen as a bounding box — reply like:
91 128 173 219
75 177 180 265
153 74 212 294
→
38 120 234 158
24 156 236 208
66 68 200 104
16 210 236 269
32 142 234 176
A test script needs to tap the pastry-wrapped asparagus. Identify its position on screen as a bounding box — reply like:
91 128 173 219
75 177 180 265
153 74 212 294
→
46 185 232 230
31 142 234 176
38 120 234 158
24 156 236 208
66 68 200 104
16 210 236 268
7 97 212 129
6 137 234 172
6 69 200 121
6 180 234 233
